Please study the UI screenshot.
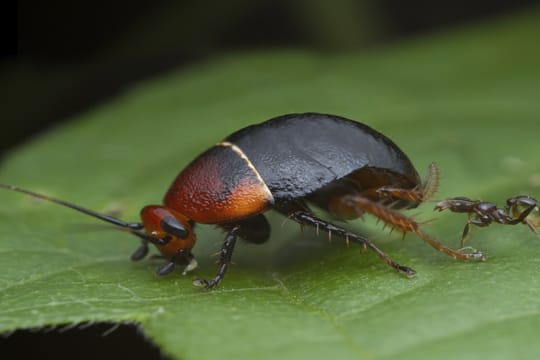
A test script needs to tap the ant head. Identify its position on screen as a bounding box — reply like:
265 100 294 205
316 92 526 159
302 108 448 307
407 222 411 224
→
140 205 196 258
507 196 540 228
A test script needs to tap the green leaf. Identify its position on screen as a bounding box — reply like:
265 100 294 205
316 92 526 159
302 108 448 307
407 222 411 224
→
2 9 540 360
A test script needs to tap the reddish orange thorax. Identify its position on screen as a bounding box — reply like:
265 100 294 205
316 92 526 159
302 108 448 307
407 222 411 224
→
163 143 273 224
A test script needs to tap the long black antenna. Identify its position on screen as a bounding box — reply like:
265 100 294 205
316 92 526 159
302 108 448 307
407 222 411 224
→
0 183 144 230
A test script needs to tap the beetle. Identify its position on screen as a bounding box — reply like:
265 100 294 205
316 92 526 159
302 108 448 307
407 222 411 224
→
0 113 485 288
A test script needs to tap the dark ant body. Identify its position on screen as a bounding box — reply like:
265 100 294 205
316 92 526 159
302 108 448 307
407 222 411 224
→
435 195 540 246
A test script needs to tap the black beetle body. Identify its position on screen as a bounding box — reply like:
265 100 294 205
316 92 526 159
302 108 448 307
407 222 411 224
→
226 113 420 202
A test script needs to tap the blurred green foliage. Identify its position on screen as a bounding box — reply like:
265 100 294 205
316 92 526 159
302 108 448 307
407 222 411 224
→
3 1 535 156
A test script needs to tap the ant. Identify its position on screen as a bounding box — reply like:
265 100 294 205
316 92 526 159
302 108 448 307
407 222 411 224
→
435 195 540 247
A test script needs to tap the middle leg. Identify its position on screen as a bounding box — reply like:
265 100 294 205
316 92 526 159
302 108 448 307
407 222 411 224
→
276 202 416 276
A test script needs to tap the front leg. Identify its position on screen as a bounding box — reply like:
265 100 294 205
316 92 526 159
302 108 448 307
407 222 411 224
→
193 225 240 289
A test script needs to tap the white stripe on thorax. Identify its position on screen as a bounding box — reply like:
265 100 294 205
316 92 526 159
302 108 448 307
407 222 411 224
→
218 141 274 200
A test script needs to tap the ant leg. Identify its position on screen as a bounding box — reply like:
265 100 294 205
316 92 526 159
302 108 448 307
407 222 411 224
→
460 222 471 249
337 194 486 261
460 217 489 248
524 221 540 239
275 202 416 276
459 221 483 249
193 225 240 289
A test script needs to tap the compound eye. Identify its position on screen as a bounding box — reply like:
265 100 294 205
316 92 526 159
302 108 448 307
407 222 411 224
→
160 216 188 239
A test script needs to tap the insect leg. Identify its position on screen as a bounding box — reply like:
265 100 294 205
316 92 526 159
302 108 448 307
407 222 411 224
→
339 194 486 261
275 203 416 277
524 221 540 239
460 220 472 249
460 216 492 248
193 225 240 289
221 214 270 245
376 162 440 203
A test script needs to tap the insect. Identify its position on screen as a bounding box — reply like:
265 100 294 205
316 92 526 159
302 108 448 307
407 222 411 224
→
435 195 540 246
0 113 485 289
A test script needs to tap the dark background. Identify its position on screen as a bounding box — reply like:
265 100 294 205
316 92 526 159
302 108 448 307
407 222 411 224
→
2 0 539 159
2 0 539 358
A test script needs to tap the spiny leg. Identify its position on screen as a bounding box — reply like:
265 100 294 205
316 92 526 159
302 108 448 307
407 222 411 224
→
275 202 416 276
338 194 486 261
287 210 416 276
377 162 440 203
376 187 423 204
193 225 240 289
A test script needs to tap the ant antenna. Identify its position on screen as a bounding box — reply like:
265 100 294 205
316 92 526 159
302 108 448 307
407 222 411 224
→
0 184 144 230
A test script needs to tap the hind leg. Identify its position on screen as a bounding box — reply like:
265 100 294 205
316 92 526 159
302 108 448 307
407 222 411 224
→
332 194 486 261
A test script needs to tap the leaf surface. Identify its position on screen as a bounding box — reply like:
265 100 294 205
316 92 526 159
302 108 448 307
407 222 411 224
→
1 9 540 360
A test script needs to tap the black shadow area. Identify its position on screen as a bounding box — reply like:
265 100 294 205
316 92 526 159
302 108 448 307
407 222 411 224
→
1 323 169 360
